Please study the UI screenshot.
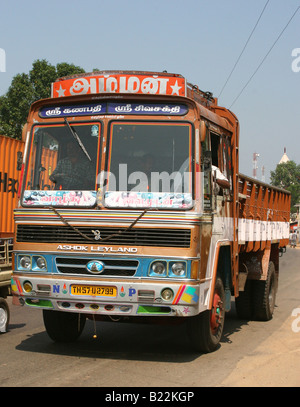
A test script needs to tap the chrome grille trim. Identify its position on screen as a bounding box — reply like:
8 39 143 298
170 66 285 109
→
17 225 191 248
55 257 139 277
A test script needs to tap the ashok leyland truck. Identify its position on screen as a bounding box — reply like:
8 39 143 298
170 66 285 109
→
11 71 290 352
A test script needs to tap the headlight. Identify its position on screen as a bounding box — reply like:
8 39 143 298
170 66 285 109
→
19 256 31 270
17 255 48 272
148 260 188 277
35 256 47 270
169 262 186 277
149 261 167 277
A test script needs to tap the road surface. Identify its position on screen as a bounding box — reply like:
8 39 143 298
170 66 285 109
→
1 247 299 388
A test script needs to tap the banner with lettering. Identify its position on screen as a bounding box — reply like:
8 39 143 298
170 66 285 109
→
51 73 186 98
22 190 97 207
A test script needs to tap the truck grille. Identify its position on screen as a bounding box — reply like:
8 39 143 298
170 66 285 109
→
56 257 139 277
16 225 191 248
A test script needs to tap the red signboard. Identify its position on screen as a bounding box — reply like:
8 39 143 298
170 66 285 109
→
51 73 186 98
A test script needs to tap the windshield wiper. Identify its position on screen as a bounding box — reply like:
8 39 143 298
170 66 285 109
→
47 206 150 243
64 117 91 161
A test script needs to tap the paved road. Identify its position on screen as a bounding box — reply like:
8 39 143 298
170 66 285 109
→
1 247 299 388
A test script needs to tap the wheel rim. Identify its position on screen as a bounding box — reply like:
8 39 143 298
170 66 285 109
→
210 292 223 335
0 307 8 332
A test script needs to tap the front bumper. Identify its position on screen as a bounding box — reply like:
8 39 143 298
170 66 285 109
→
11 274 202 317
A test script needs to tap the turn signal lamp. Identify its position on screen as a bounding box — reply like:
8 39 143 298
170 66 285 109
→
191 260 199 280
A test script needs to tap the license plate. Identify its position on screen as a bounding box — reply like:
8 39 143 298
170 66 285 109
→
71 285 116 297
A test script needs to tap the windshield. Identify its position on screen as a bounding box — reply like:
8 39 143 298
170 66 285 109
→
103 122 193 209
23 122 100 207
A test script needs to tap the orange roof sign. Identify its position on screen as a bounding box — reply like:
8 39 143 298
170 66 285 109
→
51 73 186 98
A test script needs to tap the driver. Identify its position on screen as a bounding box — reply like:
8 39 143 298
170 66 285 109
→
50 141 93 190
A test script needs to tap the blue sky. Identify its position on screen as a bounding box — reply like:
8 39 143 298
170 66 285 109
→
0 0 299 181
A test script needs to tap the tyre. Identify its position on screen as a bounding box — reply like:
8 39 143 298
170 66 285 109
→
252 261 277 321
187 277 225 353
0 298 10 333
43 310 86 343
235 279 253 320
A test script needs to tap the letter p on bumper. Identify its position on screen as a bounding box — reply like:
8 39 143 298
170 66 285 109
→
0 48 6 72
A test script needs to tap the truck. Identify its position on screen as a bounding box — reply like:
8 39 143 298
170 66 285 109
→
0 135 24 333
11 71 290 352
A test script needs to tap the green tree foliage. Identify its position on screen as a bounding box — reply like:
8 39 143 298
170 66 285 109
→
270 160 300 213
0 59 85 139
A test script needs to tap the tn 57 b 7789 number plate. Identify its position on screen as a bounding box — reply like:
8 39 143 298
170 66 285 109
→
71 285 116 297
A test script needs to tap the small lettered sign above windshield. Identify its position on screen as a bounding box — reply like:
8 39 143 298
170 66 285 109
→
39 103 188 118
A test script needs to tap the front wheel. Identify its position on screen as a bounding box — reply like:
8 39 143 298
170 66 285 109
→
187 277 225 353
0 298 10 333
43 310 86 343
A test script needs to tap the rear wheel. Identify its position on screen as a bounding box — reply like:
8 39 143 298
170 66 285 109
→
0 298 10 333
43 310 86 342
187 277 225 353
252 261 277 321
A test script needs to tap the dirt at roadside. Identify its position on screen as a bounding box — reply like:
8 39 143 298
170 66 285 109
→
220 305 300 387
